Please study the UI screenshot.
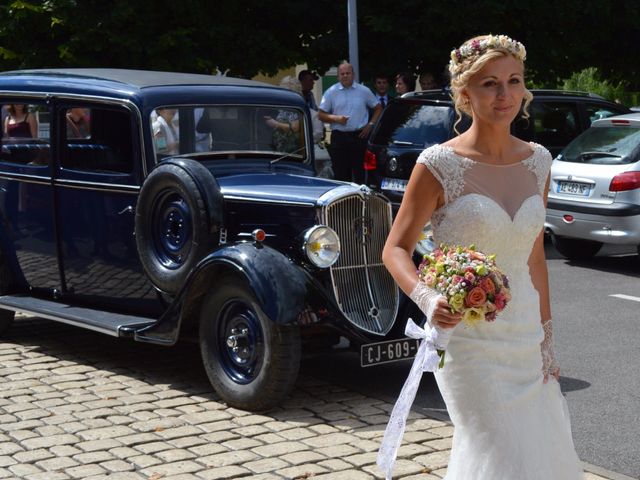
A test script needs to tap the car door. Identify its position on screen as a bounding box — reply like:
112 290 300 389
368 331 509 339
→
0 98 61 294
53 100 160 314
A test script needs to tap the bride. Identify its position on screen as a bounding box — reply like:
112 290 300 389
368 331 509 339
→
380 35 583 479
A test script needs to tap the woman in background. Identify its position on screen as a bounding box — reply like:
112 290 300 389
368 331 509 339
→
394 72 416 96
3 104 37 138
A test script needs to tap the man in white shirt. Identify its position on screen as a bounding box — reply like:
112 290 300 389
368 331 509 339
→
318 62 382 183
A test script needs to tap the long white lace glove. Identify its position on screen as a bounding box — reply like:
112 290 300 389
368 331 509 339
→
409 281 444 328
541 319 560 383
409 281 453 352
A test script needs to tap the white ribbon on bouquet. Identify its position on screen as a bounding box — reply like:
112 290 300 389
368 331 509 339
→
377 318 453 480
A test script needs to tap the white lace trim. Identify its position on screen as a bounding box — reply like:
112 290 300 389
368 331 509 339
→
417 145 473 204
409 281 444 327
523 143 553 194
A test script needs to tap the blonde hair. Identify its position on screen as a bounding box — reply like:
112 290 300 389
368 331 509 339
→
279 75 302 95
449 35 533 131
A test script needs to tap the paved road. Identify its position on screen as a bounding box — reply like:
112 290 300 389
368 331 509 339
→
0 243 635 479
307 242 640 479
0 312 619 480
547 243 639 479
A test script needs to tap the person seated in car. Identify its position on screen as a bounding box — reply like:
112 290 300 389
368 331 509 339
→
152 108 179 156
3 104 37 138
66 108 91 139
264 76 302 153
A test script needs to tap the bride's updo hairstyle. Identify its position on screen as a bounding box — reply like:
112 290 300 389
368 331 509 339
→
448 34 533 130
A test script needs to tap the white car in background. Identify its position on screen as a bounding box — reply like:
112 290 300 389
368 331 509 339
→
545 113 640 260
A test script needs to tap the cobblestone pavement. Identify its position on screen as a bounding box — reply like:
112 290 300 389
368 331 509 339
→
0 315 617 480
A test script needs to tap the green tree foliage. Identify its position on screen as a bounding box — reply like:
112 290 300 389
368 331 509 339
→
0 0 638 91
561 67 626 103
0 0 345 78
353 0 640 89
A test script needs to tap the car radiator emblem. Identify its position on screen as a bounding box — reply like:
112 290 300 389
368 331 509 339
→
353 216 373 241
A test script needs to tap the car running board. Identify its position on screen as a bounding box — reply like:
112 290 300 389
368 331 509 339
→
0 294 156 337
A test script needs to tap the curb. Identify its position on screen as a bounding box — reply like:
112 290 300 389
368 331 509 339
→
583 462 639 480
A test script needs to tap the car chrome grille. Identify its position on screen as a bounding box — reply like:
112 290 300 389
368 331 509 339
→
324 192 398 335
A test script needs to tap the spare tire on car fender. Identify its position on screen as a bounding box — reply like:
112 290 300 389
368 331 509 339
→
135 159 223 295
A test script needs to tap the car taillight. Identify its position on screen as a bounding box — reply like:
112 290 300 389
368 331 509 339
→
609 171 640 191
364 149 377 171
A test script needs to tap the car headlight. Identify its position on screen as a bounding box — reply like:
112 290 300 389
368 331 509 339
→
303 225 340 268
415 222 436 256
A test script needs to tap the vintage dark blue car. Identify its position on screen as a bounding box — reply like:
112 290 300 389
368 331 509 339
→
0 69 404 410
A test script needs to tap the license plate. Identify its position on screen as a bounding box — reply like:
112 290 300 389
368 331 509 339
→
381 177 408 192
557 181 590 196
361 338 420 367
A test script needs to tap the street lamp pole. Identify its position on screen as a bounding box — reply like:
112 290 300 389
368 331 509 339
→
347 0 360 82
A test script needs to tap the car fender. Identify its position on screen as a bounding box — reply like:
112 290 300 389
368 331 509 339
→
135 242 318 345
194 242 311 323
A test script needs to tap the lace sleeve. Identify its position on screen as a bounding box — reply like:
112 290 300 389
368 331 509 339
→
523 143 553 195
416 145 469 203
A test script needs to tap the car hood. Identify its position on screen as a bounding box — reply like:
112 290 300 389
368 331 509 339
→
218 173 349 206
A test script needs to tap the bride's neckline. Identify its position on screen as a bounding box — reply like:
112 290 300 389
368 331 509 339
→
439 143 537 167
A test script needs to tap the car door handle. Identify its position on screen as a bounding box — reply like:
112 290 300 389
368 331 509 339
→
118 206 134 215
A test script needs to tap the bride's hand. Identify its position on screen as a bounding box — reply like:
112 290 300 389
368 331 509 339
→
432 297 462 329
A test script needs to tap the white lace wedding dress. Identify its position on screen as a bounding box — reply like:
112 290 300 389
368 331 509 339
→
417 143 583 479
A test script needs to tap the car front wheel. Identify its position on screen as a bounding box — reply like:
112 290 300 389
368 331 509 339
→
551 235 603 259
199 276 301 411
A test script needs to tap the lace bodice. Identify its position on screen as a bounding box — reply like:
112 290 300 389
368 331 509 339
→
417 143 552 273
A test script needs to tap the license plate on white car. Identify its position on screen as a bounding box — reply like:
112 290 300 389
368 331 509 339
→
361 338 420 367
381 177 408 192
557 181 590 196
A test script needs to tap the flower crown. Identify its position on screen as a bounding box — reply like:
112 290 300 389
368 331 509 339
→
449 35 526 76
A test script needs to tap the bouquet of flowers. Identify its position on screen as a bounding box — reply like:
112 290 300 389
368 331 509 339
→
418 244 511 367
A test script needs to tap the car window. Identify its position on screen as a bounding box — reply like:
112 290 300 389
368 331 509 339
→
531 102 579 149
150 105 309 162
372 103 456 147
560 125 640 165
0 102 50 166
584 102 624 128
60 106 134 174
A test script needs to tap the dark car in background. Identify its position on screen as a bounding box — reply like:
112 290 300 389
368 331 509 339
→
366 89 630 209
0 69 402 411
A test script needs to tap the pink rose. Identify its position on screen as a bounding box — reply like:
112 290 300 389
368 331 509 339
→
503 290 512 302
470 251 486 261
494 292 507 310
465 287 487 308
424 273 437 288
452 274 464 284
479 276 496 295
464 271 476 283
